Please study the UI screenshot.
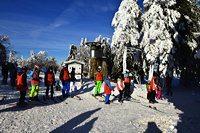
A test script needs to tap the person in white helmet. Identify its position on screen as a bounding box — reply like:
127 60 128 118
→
94 66 103 96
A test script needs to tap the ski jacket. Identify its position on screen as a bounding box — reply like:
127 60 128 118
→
29 71 40 85
104 78 114 94
96 72 103 81
149 77 158 92
10 68 17 79
60 68 69 81
2 65 8 75
45 72 55 85
71 70 76 81
116 78 124 91
16 72 28 91
124 73 130 83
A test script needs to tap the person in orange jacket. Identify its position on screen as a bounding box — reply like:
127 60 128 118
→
45 66 55 99
103 75 114 104
16 66 28 106
59 64 70 98
94 66 103 96
29 64 42 101
149 73 159 103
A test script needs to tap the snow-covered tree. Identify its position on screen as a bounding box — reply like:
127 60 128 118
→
140 0 181 80
174 0 200 86
111 0 142 76
76 38 90 74
16 56 26 68
0 35 10 65
8 50 17 63
17 51 58 70
94 35 111 61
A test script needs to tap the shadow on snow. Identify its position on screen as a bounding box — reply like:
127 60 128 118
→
165 85 200 133
50 108 101 133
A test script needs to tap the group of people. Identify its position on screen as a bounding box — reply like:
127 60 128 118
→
146 72 173 104
94 67 173 104
14 64 77 106
94 67 134 104
1 63 173 106
1 63 18 88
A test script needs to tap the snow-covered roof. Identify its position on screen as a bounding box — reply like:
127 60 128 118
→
64 60 84 65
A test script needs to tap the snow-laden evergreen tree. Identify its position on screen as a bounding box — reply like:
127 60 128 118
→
111 0 142 76
65 38 90 74
94 35 111 61
16 56 26 68
140 0 181 80
174 0 200 86
19 51 58 70
8 50 17 63
0 35 10 65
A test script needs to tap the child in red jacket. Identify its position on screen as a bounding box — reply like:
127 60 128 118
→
103 76 114 104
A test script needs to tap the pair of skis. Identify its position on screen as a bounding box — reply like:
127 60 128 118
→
91 94 122 104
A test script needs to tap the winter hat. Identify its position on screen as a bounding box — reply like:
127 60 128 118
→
35 64 40 68
98 66 102 69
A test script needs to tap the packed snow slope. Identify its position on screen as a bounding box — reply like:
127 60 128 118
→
0 74 200 133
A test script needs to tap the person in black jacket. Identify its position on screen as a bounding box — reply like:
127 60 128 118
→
2 63 8 85
9 63 17 88
70 67 77 92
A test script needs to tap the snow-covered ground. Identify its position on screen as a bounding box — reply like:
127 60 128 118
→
0 73 200 133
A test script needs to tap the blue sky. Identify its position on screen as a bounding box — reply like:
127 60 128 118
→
0 0 143 63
